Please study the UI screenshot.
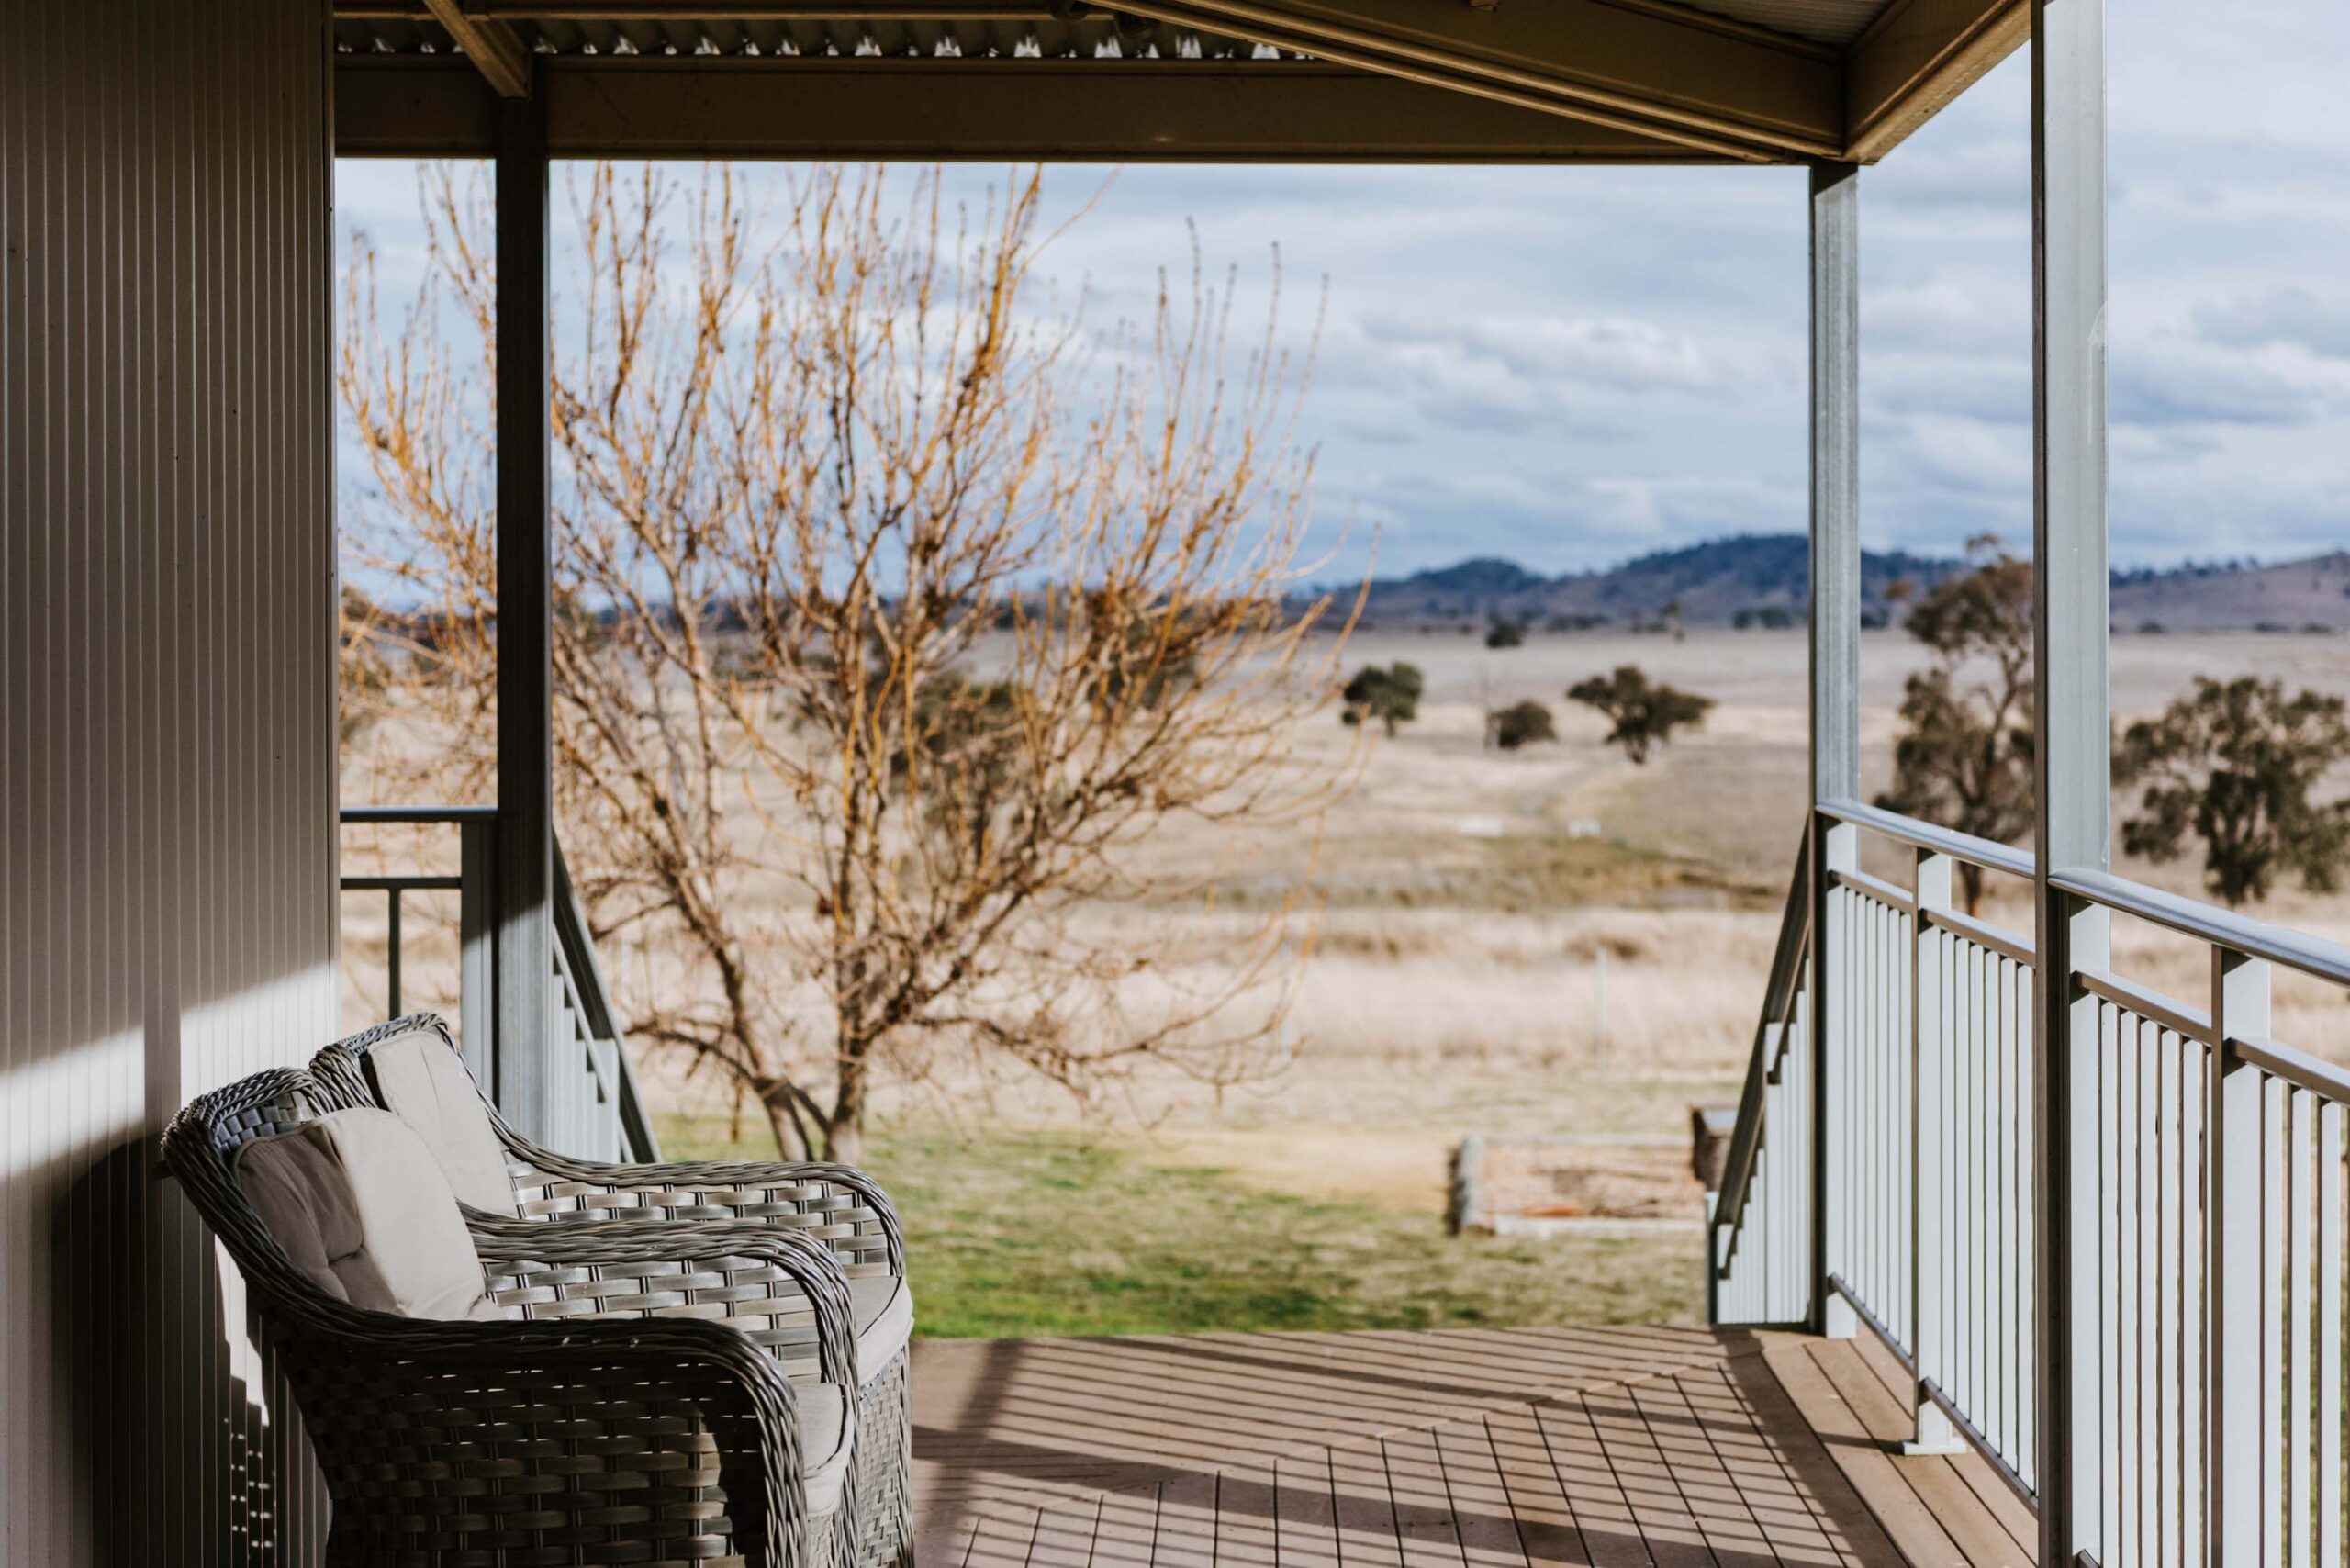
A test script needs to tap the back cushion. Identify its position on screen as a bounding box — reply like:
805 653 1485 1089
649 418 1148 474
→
234 1107 502 1321
364 1025 520 1215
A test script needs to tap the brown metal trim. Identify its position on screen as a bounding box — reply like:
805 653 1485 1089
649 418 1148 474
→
335 54 1760 161
1107 0 1843 161
1843 0 2027 162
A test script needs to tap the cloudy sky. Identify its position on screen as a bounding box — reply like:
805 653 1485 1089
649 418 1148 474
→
334 0 2350 581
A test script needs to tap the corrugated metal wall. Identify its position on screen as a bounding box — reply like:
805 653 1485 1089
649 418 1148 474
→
2 0 336 1561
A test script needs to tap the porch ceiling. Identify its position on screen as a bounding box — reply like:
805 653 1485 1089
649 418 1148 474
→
331 0 2025 164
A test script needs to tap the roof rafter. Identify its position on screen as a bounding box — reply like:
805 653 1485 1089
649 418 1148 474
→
419 0 534 97
1090 0 1845 162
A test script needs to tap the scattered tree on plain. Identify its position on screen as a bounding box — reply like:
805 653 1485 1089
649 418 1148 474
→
1566 665 1713 765
1484 614 1527 649
340 162 1352 1161
2118 676 2350 908
1488 700 1557 751
1874 535 2033 913
1341 662 1424 737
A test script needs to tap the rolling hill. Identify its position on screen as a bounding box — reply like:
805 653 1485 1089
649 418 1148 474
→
1348 535 2350 633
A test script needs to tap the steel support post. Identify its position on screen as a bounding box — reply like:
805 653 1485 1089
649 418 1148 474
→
2031 0 2111 1554
493 62 554 1139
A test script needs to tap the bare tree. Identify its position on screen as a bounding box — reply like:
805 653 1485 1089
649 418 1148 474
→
340 162 1354 1161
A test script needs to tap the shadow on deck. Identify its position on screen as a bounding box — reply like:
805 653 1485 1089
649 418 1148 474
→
911 1326 2035 1568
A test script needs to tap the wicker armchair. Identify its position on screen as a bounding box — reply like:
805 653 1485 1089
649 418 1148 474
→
162 1066 865 1568
311 1014 914 1568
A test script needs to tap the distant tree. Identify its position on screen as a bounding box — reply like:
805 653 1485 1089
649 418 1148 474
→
2118 677 2350 908
1488 700 1557 751
1566 665 1714 765
1658 599 1686 643
1875 535 2033 913
1341 662 1425 737
1484 614 1527 649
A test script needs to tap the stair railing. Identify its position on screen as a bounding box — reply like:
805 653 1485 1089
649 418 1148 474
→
1712 800 2350 1564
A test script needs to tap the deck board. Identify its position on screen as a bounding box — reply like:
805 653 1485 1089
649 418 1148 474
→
912 1327 2023 1568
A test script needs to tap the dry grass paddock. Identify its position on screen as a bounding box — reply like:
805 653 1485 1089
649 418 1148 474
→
341 627 2350 1332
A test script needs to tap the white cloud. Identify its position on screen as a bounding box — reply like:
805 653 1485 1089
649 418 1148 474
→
333 0 2350 577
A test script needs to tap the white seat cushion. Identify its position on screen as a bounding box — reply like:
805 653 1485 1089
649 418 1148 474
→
850 1273 914 1384
363 1025 520 1215
796 1381 852 1518
234 1108 501 1322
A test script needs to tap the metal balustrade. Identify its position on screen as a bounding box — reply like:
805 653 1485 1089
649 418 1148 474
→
1709 802 2350 1563
338 806 655 1160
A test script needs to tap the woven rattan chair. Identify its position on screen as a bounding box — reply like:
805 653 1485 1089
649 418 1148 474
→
162 1065 866 1567
310 1014 914 1568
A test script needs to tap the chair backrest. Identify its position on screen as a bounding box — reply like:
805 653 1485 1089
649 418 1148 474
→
157 1068 438 1324
163 1069 503 1323
313 1014 521 1217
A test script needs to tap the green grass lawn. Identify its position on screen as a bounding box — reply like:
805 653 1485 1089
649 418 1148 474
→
658 1116 1703 1338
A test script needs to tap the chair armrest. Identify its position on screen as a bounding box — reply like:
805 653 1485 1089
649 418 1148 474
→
503 1147 908 1272
469 1222 859 1390
283 1305 822 1568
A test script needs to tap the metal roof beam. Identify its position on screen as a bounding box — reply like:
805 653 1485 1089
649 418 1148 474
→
1843 0 2027 162
335 54 1766 161
1097 0 1845 162
420 0 534 97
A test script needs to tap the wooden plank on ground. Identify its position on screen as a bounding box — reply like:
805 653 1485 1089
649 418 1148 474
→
1846 1330 2038 1552
1807 1342 2031 1566
1664 1366 1842 1567
1758 1339 1965 1566
1434 1417 1533 1568
1626 1375 1770 1563
1483 1403 1593 1568
1578 1385 1715 1568
1331 1435 1407 1568
1156 1472 1220 1568
1384 1426 1471 1568
1534 1394 1655 1568
1275 1451 1342 1568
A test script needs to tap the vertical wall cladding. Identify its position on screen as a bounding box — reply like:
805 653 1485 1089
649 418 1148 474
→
2 0 335 1562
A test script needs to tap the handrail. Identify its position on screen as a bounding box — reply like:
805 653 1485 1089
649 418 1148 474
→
340 804 498 824
338 806 657 1160
553 839 659 1159
1707 824 1814 1239
1816 797 2034 880
2052 865 2350 990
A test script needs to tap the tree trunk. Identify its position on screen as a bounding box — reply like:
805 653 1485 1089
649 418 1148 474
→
757 1079 815 1160
826 1040 871 1165
1959 860 1986 916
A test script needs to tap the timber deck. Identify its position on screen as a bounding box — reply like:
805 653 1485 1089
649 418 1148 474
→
909 1326 2035 1568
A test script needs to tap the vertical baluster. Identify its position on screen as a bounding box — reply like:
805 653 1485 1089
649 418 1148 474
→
2213 946 2271 1568
2289 1086 2315 1568
1971 935 1987 1425
2265 1073 2288 1560
2011 949 2030 1466
2019 953 2038 1485
2179 1037 2205 1568
2135 1018 2157 1568
2156 1032 2183 1568
2115 1005 2133 1561
2320 1099 2344 1568
386 886 404 1017
1911 854 1956 1451
1882 900 1896 1315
